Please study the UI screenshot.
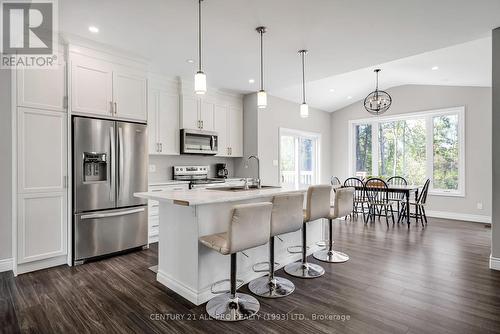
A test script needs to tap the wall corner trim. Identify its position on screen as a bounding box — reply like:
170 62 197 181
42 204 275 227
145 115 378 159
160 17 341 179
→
490 255 500 271
0 258 13 273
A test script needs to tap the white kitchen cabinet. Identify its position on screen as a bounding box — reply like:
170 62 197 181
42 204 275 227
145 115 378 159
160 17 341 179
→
112 70 147 121
229 106 243 157
71 54 113 117
199 100 215 131
180 96 199 129
214 104 243 157
149 88 180 155
17 192 67 264
70 52 147 121
148 183 189 243
17 54 66 111
215 105 229 156
17 108 67 193
180 95 215 131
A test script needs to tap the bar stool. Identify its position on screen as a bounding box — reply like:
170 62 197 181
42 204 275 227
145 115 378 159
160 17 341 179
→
284 185 330 279
199 202 272 321
313 187 354 263
248 193 305 298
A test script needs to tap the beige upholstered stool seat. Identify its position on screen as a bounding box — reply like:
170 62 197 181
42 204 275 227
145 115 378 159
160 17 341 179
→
199 232 229 255
201 202 272 322
313 187 354 263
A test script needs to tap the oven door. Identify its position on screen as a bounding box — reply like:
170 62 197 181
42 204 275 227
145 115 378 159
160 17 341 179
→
181 129 218 155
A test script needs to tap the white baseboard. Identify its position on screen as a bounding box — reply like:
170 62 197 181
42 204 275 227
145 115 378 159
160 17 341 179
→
490 255 500 271
426 210 491 224
0 258 13 273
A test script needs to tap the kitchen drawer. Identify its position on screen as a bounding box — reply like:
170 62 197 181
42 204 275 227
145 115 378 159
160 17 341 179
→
149 225 159 237
149 215 159 228
148 201 159 216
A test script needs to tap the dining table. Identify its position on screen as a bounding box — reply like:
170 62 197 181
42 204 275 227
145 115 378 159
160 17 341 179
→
348 184 420 226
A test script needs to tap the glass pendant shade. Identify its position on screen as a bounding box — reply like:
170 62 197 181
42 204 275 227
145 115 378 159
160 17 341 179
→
257 90 267 108
300 103 309 118
194 71 206 95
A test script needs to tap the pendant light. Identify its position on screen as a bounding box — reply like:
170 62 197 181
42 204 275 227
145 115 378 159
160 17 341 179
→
298 50 309 118
256 26 267 108
194 0 207 95
364 69 392 115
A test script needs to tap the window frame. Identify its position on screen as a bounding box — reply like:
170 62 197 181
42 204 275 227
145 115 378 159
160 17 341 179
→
348 106 465 197
278 127 321 187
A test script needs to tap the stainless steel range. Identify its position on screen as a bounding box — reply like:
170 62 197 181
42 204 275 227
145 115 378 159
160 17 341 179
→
173 165 225 189
72 117 148 265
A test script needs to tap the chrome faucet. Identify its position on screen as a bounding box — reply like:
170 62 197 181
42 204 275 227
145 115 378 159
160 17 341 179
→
247 155 261 189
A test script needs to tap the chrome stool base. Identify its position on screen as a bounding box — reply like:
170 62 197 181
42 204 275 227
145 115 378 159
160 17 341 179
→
206 292 260 321
248 276 295 298
313 249 349 263
284 261 325 278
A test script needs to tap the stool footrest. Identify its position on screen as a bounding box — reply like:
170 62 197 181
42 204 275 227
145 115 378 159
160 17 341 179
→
252 261 280 273
287 245 310 254
316 239 334 247
211 279 244 294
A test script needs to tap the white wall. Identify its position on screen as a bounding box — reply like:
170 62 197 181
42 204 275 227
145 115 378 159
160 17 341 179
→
235 93 332 186
0 69 12 260
330 84 492 221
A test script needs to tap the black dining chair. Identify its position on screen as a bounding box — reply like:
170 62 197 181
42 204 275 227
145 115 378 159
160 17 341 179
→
364 178 395 226
399 179 430 227
330 176 341 188
387 176 408 216
343 177 366 219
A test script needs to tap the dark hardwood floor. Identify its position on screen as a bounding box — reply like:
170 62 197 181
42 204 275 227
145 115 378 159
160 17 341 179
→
1 217 500 334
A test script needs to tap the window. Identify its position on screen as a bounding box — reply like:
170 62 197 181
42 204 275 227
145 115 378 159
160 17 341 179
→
349 107 465 196
279 128 320 188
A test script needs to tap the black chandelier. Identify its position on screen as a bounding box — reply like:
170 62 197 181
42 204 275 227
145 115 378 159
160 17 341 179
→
364 69 392 115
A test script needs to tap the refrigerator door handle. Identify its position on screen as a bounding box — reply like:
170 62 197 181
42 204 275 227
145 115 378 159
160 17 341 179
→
80 208 145 220
117 126 124 201
109 126 115 202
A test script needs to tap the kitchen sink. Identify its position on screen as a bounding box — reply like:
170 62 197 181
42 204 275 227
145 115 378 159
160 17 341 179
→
207 185 281 192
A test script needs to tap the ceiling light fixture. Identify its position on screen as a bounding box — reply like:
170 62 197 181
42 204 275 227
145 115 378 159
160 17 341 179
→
194 0 207 95
431 66 439 70
186 59 195 64
248 78 255 84
329 88 335 92
256 26 267 109
347 96 352 99
298 50 309 118
88 26 99 33
364 69 392 115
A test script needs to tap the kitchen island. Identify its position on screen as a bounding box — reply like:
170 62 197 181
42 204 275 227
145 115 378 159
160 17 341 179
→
134 186 324 305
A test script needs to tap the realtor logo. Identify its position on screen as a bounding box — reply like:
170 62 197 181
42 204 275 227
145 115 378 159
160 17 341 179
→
1 0 58 68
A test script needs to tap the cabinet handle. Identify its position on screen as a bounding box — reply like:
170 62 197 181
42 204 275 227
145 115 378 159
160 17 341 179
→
114 102 117 114
160 143 163 152
201 120 204 129
110 101 114 114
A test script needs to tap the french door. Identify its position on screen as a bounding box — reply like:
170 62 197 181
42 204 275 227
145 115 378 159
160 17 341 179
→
279 128 320 188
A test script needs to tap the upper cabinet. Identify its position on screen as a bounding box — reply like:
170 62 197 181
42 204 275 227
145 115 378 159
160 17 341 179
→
148 77 180 155
17 52 67 112
215 104 243 157
180 95 215 131
69 47 147 122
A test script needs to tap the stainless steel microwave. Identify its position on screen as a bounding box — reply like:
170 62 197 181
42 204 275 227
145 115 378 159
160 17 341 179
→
180 129 218 155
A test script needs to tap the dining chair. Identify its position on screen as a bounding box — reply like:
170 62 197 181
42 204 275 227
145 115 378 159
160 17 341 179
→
343 177 366 219
398 179 430 227
387 176 408 215
330 176 342 188
364 178 395 226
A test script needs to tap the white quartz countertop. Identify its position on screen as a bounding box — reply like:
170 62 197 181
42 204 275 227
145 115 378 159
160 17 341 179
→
148 180 190 186
135 186 306 206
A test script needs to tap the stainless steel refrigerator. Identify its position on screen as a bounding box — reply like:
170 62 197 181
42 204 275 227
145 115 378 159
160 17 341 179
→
72 116 148 264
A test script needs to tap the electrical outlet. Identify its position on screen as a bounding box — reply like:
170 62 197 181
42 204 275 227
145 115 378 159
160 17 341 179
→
477 202 483 210
149 164 156 173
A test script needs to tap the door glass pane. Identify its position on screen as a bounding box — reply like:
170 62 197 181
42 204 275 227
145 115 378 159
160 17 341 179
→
433 114 459 190
378 119 426 184
280 135 296 186
354 124 372 178
299 138 314 185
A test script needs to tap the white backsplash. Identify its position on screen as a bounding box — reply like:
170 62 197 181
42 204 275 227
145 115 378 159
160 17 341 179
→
148 155 237 183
